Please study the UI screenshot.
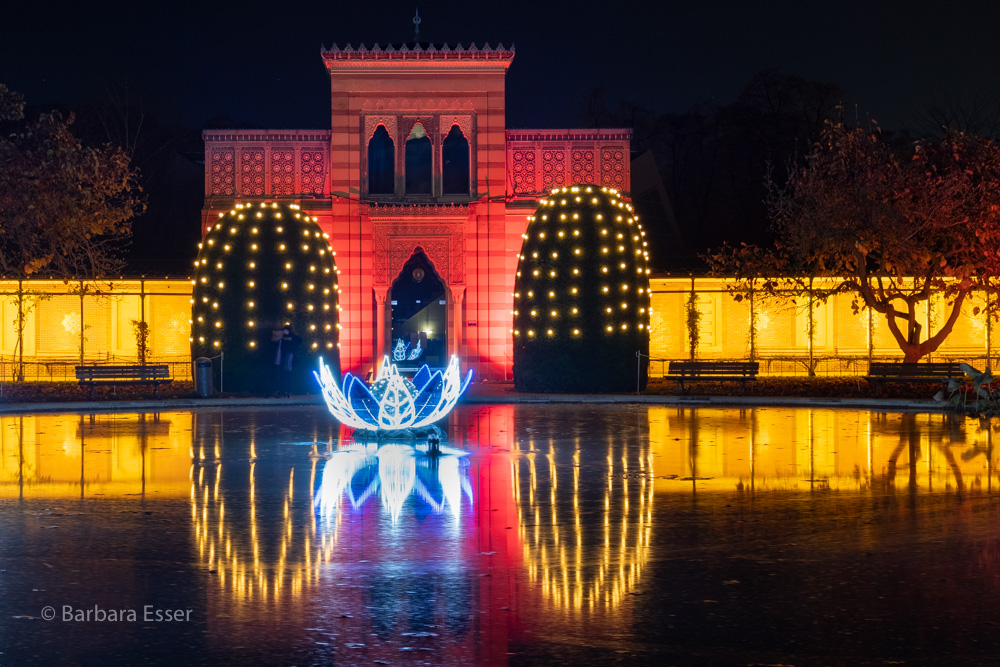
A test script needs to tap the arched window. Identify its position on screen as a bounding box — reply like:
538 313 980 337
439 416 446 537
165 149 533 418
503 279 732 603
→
405 123 432 195
367 125 395 195
442 125 470 195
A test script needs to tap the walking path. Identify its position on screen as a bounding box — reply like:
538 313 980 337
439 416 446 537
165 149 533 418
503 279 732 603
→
0 382 947 415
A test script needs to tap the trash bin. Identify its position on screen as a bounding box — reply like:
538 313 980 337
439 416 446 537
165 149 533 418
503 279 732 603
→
194 357 214 397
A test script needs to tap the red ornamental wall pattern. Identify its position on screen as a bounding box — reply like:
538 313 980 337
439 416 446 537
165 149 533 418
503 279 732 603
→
300 150 326 194
363 115 398 142
601 148 627 188
438 115 473 140
572 149 595 184
372 222 466 287
210 149 235 196
240 148 265 196
541 149 565 189
511 149 535 194
271 148 295 196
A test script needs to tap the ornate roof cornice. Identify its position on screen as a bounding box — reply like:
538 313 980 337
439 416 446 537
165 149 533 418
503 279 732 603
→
368 202 471 219
203 129 331 143
321 42 514 71
505 129 633 143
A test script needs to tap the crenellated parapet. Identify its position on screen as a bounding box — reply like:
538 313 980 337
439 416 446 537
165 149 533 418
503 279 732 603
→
321 41 514 59
506 129 632 196
321 42 514 72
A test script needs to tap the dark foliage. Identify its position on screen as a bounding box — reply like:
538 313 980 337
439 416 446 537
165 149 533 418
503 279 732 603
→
513 185 649 392
582 71 843 270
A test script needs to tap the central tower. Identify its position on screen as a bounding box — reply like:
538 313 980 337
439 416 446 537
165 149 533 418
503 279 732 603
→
321 41 515 377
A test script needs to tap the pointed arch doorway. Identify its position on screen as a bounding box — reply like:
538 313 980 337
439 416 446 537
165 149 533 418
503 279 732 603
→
388 250 447 367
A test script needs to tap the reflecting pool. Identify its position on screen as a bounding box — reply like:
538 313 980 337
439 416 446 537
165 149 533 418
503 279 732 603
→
3 405 1000 665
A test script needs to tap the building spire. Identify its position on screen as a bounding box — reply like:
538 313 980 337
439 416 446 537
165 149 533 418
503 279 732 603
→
413 8 421 42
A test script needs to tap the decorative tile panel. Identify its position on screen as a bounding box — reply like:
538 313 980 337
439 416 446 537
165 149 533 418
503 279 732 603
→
541 149 565 190
300 149 326 195
601 147 627 189
571 149 595 185
210 148 236 196
270 148 295 196
511 149 536 194
240 148 265 196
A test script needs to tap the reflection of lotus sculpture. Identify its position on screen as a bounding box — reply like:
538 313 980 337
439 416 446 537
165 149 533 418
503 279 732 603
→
315 355 473 432
314 443 473 524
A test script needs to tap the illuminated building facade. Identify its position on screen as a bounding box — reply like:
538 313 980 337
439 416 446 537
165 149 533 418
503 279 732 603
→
0 276 993 382
201 42 632 379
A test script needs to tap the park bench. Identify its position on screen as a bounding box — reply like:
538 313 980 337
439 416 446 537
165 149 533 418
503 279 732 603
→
666 361 759 393
75 364 173 398
865 361 963 393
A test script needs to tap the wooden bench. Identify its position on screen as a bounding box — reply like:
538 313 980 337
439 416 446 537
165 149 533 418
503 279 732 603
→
75 364 173 398
866 362 963 393
666 361 759 392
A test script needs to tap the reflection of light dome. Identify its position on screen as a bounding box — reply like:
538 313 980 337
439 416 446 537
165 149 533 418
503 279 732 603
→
515 433 652 613
314 442 472 524
315 355 472 431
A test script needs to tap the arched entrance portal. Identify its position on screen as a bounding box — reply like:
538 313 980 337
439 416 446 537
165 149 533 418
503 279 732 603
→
389 251 447 367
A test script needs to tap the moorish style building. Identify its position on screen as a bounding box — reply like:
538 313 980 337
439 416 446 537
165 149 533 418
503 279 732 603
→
201 39 631 379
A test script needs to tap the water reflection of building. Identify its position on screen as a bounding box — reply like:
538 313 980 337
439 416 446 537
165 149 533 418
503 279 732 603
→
0 412 191 498
648 407 999 493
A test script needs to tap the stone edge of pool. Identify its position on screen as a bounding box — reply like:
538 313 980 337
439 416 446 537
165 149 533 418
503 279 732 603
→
0 393 949 415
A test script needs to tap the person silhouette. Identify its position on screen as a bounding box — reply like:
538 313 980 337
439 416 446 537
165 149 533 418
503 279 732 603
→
273 325 302 397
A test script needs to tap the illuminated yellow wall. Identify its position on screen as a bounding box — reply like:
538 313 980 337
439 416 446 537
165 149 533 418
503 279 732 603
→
649 277 995 374
0 277 993 380
0 280 193 380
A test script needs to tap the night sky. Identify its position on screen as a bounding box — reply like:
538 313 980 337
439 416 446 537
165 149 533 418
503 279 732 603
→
2 0 997 132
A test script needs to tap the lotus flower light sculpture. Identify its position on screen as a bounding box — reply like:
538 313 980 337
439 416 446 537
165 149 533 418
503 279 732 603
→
315 355 473 432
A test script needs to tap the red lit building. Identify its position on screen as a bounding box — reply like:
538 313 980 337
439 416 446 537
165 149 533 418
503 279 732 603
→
202 41 631 379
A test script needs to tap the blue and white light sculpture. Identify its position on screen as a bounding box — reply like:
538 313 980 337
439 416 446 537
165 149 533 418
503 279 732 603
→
315 355 473 432
392 338 424 362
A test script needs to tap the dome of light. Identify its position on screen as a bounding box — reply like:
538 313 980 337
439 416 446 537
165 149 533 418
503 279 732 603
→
512 185 650 392
190 201 341 393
